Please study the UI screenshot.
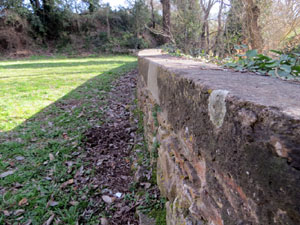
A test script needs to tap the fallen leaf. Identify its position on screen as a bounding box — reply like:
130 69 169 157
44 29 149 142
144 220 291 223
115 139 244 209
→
54 218 62 225
23 219 32 225
63 133 69 140
18 198 28 206
3 210 10 216
102 195 113 204
15 182 23 188
16 216 24 221
71 151 80 156
61 179 74 188
30 137 37 142
141 182 151 189
43 214 55 225
65 161 74 173
121 175 128 180
114 192 122 198
48 201 59 207
45 177 52 181
77 112 84 118
69 201 79 206
0 170 15 178
49 153 55 161
15 156 25 161
14 209 25 216
74 166 84 178
100 218 109 225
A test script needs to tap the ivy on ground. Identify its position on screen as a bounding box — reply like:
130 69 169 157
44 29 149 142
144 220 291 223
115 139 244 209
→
225 46 300 81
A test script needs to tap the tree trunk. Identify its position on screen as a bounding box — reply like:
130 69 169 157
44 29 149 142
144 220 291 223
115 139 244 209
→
160 0 171 43
199 0 216 53
29 0 41 13
150 0 155 28
106 6 110 39
42 0 54 14
200 13 209 52
243 0 263 51
213 0 224 56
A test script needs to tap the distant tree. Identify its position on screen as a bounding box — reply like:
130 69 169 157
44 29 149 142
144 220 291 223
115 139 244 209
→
172 0 202 53
29 0 41 13
212 0 225 57
242 0 263 51
160 0 171 43
129 0 150 48
150 0 155 28
199 0 217 53
82 0 100 13
0 0 26 14
28 0 70 39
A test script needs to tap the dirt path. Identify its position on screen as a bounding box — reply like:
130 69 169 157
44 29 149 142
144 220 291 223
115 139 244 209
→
75 70 140 224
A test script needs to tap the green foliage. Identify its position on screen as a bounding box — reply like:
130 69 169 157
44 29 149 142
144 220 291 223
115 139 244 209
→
82 0 100 13
28 13 45 36
172 0 202 55
129 0 150 36
225 46 300 80
0 0 157 53
162 44 184 57
152 104 161 127
223 0 244 55
162 43 226 65
0 0 25 14
148 207 167 225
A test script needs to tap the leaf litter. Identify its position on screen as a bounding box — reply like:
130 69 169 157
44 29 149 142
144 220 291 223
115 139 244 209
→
74 70 140 224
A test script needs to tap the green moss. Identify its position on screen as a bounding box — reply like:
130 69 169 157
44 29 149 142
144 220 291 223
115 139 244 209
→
148 208 167 225
152 104 161 127
132 99 145 134
132 100 166 225
137 190 146 197
151 140 160 159
151 166 157 185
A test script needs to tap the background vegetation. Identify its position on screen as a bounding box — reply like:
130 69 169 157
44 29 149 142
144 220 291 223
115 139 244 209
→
0 0 299 57
0 0 299 77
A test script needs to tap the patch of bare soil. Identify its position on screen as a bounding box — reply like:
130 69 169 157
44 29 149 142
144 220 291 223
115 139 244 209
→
0 10 35 56
77 70 139 224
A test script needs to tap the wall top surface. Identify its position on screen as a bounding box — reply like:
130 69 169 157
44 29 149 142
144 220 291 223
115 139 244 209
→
138 49 300 119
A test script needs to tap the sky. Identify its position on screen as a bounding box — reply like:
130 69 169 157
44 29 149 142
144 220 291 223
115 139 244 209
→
102 0 128 9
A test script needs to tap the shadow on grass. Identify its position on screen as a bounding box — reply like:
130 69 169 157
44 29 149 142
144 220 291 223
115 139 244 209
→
0 61 137 224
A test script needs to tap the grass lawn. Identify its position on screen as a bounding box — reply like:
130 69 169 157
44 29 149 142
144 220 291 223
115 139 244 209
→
0 55 137 224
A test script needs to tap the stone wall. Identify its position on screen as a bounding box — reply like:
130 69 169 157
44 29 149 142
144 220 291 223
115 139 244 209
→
137 49 300 225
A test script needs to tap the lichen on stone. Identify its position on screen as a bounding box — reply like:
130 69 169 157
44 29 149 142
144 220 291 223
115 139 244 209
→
208 90 229 129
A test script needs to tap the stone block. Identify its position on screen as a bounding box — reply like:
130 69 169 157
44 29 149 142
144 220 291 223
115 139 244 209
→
137 49 300 225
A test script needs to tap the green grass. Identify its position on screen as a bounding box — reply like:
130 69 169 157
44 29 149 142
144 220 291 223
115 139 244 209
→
0 55 136 131
0 55 137 224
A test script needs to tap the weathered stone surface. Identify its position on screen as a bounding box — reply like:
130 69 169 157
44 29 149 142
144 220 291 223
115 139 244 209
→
137 49 300 225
